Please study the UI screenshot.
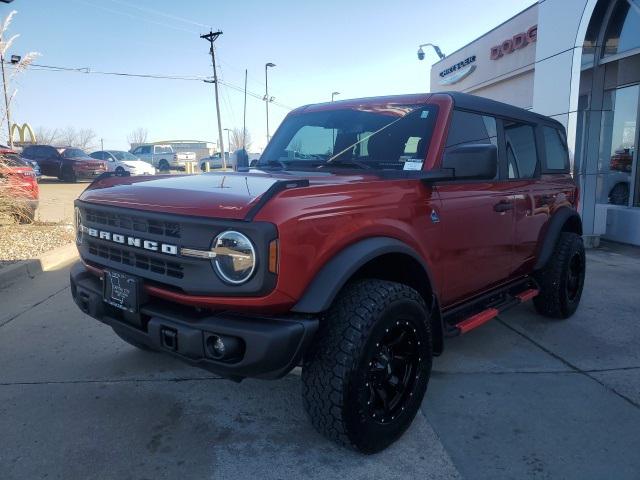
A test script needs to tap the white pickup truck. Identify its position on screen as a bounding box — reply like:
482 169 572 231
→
129 144 196 171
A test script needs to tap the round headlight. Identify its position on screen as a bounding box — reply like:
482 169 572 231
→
212 231 256 284
74 207 83 244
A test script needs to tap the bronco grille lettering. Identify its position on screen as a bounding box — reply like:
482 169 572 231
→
84 227 178 256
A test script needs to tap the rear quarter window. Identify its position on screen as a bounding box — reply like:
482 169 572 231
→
542 126 570 171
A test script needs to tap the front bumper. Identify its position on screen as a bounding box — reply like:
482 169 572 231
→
69 262 318 380
76 169 106 179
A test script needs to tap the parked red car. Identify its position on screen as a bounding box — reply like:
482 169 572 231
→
70 92 584 453
0 148 39 223
21 145 106 182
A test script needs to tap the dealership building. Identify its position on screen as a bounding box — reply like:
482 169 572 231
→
430 0 640 246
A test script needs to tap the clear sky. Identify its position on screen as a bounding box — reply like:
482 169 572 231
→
3 0 535 152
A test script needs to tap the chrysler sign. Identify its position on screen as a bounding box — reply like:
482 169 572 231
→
438 55 477 85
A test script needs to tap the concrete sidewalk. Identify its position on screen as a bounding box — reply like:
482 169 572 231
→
0 245 639 479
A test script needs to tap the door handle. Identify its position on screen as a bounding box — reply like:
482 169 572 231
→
493 201 514 212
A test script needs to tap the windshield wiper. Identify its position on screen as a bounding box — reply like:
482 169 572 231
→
257 159 288 170
318 159 371 170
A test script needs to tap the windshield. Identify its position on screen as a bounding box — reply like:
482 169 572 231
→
112 151 138 161
259 104 437 171
155 146 172 154
61 148 88 158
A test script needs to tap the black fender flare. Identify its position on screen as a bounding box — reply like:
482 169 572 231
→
292 237 435 313
534 207 582 270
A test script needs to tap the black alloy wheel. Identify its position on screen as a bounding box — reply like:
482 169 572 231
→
365 320 421 424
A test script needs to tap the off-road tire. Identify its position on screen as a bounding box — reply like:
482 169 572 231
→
158 160 170 172
114 330 156 352
534 232 585 319
302 279 432 454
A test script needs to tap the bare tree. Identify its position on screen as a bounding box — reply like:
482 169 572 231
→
76 128 97 151
59 126 78 147
34 126 59 145
57 126 97 151
229 127 252 152
127 127 148 146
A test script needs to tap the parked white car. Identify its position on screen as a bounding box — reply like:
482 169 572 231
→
129 144 196 171
90 150 156 176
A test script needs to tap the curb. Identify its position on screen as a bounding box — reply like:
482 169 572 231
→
0 243 78 289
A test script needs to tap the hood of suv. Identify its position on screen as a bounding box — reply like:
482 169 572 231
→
79 171 378 220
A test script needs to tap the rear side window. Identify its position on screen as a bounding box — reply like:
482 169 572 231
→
23 146 40 158
542 126 569 171
504 121 538 179
446 110 498 148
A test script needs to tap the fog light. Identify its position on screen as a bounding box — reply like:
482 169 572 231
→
204 333 243 361
212 336 225 358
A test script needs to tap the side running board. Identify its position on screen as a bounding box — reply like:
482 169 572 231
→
446 287 539 337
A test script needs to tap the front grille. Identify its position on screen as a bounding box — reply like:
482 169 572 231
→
84 208 181 238
88 241 184 279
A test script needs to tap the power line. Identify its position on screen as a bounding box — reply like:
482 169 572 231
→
71 0 197 35
103 0 211 29
10 61 294 110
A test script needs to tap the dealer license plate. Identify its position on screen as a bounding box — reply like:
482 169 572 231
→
103 270 140 313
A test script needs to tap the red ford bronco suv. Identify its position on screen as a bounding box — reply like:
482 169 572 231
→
70 92 585 453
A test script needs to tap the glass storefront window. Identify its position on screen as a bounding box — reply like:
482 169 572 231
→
603 1 640 58
597 85 638 206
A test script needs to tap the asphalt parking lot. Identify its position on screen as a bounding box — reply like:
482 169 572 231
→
1 244 639 479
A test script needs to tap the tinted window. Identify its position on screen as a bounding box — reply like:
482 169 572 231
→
62 148 87 158
22 146 38 158
504 122 538 179
542 127 569 171
90 151 105 160
444 111 498 179
112 151 138 161
42 146 57 157
446 110 498 148
140 146 152 154
155 146 172 154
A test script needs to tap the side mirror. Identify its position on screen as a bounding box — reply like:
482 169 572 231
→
442 143 497 180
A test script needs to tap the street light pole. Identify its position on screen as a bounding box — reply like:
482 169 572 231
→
264 62 275 143
331 91 340 102
201 30 227 169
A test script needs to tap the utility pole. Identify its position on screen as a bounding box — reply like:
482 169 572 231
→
101 138 104 151
243 69 247 150
200 30 226 169
264 62 275 143
1 55 13 148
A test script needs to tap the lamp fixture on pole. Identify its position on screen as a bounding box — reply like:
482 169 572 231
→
417 43 445 61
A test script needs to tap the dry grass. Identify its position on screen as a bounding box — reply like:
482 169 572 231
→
0 155 35 224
